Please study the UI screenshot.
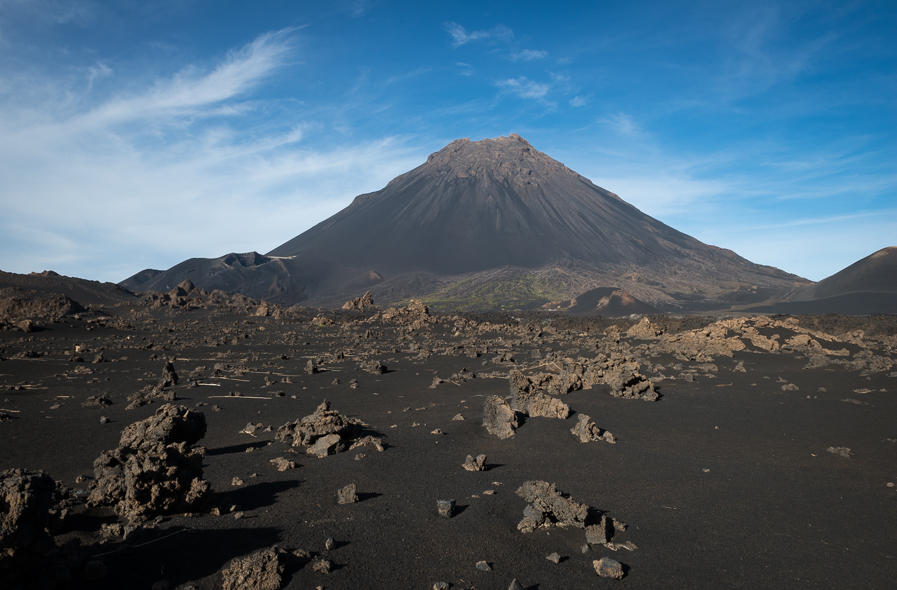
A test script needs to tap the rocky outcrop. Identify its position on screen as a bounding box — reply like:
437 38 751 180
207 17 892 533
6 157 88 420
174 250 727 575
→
508 369 571 419
221 547 285 590
342 290 376 311
88 404 211 523
516 480 588 532
275 401 364 457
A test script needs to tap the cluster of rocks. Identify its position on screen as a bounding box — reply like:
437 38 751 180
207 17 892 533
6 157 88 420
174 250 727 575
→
88 404 211 523
123 361 182 410
508 369 571 418
275 401 382 458
220 545 331 590
515 481 631 554
0 287 84 331
342 290 376 311
372 299 434 330
358 359 387 375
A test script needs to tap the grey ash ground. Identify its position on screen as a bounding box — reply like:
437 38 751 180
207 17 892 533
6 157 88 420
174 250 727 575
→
1 283 896 589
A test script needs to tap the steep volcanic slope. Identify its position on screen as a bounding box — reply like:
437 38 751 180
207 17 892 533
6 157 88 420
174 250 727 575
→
125 135 807 310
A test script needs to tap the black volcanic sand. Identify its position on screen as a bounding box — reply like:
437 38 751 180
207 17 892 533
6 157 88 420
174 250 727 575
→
1 296 896 589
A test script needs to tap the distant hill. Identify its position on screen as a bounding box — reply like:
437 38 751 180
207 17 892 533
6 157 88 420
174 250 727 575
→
120 252 307 306
123 135 807 311
0 269 137 307
746 247 897 315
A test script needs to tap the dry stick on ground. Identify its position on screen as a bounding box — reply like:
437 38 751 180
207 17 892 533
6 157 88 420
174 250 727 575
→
196 383 221 387
91 529 189 558
208 395 272 400
210 377 250 382
0 408 21 413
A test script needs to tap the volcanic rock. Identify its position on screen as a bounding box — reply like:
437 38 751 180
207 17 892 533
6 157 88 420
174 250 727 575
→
158 361 178 388
275 401 357 448
88 404 211 523
337 484 358 504
342 290 376 311
0 469 56 562
593 556 625 579
437 499 455 518
483 395 518 439
220 547 284 590
508 369 571 418
570 414 616 443
516 480 588 532
463 454 487 471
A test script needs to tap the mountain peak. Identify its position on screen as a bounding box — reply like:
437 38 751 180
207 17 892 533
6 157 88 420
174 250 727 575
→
424 134 560 184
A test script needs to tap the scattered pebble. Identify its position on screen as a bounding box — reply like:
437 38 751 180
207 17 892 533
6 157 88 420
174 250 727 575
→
475 560 491 571
827 447 853 458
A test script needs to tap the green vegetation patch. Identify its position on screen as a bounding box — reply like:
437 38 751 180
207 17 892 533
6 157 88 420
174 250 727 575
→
390 274 567 312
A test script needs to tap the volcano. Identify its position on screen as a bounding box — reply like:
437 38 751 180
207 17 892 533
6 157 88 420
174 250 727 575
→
124 134 808 311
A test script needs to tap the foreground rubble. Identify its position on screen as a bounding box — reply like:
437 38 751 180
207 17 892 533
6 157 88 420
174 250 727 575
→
0 283 894 589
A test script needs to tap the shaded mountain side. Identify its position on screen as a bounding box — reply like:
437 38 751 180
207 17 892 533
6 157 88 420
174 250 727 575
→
0 269 137 307
120 252 308 306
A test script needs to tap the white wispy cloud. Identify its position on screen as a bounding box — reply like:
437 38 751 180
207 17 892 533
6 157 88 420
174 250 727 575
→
83 30 294 126
599 112 648 140
715 4 839 100
85 62 113 91
444 22 513 47
0 29 426 282
496 76 549 99
511 49 548 62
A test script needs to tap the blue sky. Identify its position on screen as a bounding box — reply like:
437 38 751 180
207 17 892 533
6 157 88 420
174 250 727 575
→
0 0 894 283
